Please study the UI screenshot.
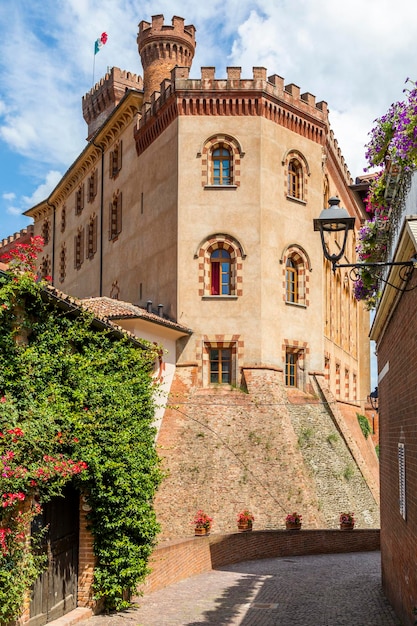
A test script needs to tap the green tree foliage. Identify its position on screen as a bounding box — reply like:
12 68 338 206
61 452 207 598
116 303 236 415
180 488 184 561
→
0 242 162 619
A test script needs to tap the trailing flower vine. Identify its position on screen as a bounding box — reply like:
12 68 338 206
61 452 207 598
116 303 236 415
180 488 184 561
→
0 240 162 620
355 79 417 308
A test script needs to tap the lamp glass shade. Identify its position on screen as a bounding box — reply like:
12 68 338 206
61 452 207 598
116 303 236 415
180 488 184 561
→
313 196 356 233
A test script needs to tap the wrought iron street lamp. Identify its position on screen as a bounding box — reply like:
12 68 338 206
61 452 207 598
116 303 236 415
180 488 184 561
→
313 197 416 280
368 387 378 412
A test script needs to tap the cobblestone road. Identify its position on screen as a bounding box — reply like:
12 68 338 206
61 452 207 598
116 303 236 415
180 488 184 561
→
70 551 401 626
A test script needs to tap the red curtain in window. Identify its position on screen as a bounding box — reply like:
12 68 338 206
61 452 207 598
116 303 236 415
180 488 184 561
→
211 262 220 295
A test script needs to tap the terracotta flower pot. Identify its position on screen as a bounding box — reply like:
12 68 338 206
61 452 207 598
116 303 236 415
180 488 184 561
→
194 526 209 536
237 521 253 532
285 522 301 530
340 522 354 531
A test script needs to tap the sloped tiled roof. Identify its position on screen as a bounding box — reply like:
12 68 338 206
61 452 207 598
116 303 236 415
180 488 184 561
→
81 296 193 335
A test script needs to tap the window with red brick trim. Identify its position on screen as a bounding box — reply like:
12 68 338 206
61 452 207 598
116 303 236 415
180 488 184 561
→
285 351 298 387
212 145 232 185
288 159 303 199
286 258 298 303
209 347 232 384
74 228 84 269
59 245 66 283
87 214 98 258
42 219 50 245
109 141 123 179
60 206 66 233
88 169 98 202
211 248 231 295
75 184 85 215
109 191 122 240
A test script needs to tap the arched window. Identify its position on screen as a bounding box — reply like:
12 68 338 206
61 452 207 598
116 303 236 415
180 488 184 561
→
195 233 246 298
286 259 298 303
210 248 231 295
282 246 310 306
288 159 303 199
199 134 244 187
212 146 232 185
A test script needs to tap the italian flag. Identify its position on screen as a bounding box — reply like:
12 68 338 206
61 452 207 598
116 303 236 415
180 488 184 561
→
94 32 108 54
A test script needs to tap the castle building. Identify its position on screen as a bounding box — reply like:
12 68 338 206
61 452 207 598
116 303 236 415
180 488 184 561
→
25 14 377 540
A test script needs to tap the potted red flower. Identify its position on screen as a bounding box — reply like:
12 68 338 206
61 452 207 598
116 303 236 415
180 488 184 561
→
237 509 254 531
339 512 355 530
285 512 302 530
193 510 213 536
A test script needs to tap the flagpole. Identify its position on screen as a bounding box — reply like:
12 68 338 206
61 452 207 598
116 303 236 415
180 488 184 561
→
91 33 107 88
92 50 96 88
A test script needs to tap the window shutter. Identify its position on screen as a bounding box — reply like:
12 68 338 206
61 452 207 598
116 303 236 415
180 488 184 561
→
109 201 113 239
92 215 97 254
117 141 123 172
398 443 406 519
116 192 122 235
211 262 220 295
74 235 78 268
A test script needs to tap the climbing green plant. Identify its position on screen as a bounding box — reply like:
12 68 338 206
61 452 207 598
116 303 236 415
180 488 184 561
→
0 239 162 619
357 413 372 439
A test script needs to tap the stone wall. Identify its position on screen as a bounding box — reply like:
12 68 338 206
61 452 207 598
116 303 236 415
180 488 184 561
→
154 367 379 541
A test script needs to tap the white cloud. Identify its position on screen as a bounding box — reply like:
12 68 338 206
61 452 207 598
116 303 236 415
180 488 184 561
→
7 205 24 216
2 192 16 201
22 170 63 208
1 0 417 240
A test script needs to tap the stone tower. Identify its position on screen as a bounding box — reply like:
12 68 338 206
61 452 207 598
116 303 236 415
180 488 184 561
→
137 14 196 103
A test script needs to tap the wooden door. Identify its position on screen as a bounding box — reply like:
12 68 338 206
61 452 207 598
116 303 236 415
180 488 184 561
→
29 484 79 625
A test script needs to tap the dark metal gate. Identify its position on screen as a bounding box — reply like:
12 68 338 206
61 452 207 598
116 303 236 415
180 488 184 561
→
29 484 79 625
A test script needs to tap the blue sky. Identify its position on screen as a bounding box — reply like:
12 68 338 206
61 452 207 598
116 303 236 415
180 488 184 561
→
1 0 417 240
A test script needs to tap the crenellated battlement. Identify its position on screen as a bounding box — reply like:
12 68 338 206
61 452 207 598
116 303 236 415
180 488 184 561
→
137 15 196 103
0 225 34 252
134 63 352 183
82 67 143 140
138 65 328 126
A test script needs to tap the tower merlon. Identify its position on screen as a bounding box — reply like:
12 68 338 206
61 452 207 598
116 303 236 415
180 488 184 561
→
82 67 143 139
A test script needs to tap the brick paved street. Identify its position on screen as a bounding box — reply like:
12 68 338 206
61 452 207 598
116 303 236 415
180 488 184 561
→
62 551 400 626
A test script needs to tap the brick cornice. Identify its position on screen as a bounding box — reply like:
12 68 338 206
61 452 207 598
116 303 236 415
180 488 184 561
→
134 88 328 157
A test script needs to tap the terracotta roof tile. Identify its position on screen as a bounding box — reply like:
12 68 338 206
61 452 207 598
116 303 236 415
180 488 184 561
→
81 297 192 334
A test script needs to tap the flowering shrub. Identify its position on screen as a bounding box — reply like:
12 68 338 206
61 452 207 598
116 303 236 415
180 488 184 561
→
356 79 417 308
0 235 44 276
285 512 302 525
0 242 161 617
193 510 213 530
340 512 355 525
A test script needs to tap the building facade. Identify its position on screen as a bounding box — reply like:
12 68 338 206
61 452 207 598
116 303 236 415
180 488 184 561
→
370 172 417 626
24 14 378 538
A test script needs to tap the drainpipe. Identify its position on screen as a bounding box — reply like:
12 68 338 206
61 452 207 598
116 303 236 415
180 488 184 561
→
92 141 104 296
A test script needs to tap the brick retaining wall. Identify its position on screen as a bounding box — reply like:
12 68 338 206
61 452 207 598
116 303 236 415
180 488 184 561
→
139 529 380 595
